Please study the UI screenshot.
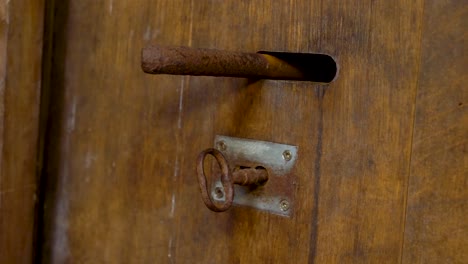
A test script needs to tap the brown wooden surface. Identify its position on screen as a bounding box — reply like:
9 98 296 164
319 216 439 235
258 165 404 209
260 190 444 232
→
402 1 467 263
0 0 45 262
38 0 466 263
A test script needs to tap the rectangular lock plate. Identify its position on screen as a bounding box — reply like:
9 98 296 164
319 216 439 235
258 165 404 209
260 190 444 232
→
212 135 298 217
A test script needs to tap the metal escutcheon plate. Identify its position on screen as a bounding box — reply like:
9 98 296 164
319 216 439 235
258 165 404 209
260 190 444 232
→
212 135 298 217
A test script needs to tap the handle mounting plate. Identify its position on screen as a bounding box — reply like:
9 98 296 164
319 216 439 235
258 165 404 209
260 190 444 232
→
211 135 298 217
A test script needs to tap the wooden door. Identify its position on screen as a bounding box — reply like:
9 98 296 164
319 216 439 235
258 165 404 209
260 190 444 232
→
0 0 45 262
35 0 466 263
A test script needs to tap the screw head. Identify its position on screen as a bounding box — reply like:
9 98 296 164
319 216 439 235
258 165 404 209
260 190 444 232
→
216 141 227 151
279 200 290 211
282 150 292 161
214 187 224 199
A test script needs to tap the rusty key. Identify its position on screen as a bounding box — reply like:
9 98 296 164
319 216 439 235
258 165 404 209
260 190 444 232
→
196 148 268 212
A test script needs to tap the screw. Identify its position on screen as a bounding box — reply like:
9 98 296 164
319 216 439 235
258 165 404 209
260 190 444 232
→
214 187 224 199
282 150 292 161
280 200 290 212
216 141 227 151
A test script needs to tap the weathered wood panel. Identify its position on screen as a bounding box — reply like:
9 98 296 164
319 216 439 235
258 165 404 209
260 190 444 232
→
175 1 423 263
314 0 423 262
402 1 467 263
39 1 195 263
38 0 463 263
0 0 45 262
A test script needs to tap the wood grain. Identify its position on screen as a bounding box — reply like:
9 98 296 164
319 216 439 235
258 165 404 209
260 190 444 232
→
314 1 424 263
0 0 7 168
0 0 45 263
40 1 195 263
38 0 464 263
402 1 467 263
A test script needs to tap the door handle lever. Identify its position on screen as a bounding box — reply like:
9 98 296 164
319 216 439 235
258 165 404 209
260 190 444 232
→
141 45 306 80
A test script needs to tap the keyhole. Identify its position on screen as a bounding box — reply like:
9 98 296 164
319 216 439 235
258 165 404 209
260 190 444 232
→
214 187 224 199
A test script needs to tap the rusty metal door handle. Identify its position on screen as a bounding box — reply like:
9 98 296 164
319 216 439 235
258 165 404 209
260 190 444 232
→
196 148 268 212
141 45 307 80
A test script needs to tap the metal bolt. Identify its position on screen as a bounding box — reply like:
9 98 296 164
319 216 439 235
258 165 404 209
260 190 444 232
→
217 141 227 151
282 150 292 161
280 200 290 211
214 187 224 199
